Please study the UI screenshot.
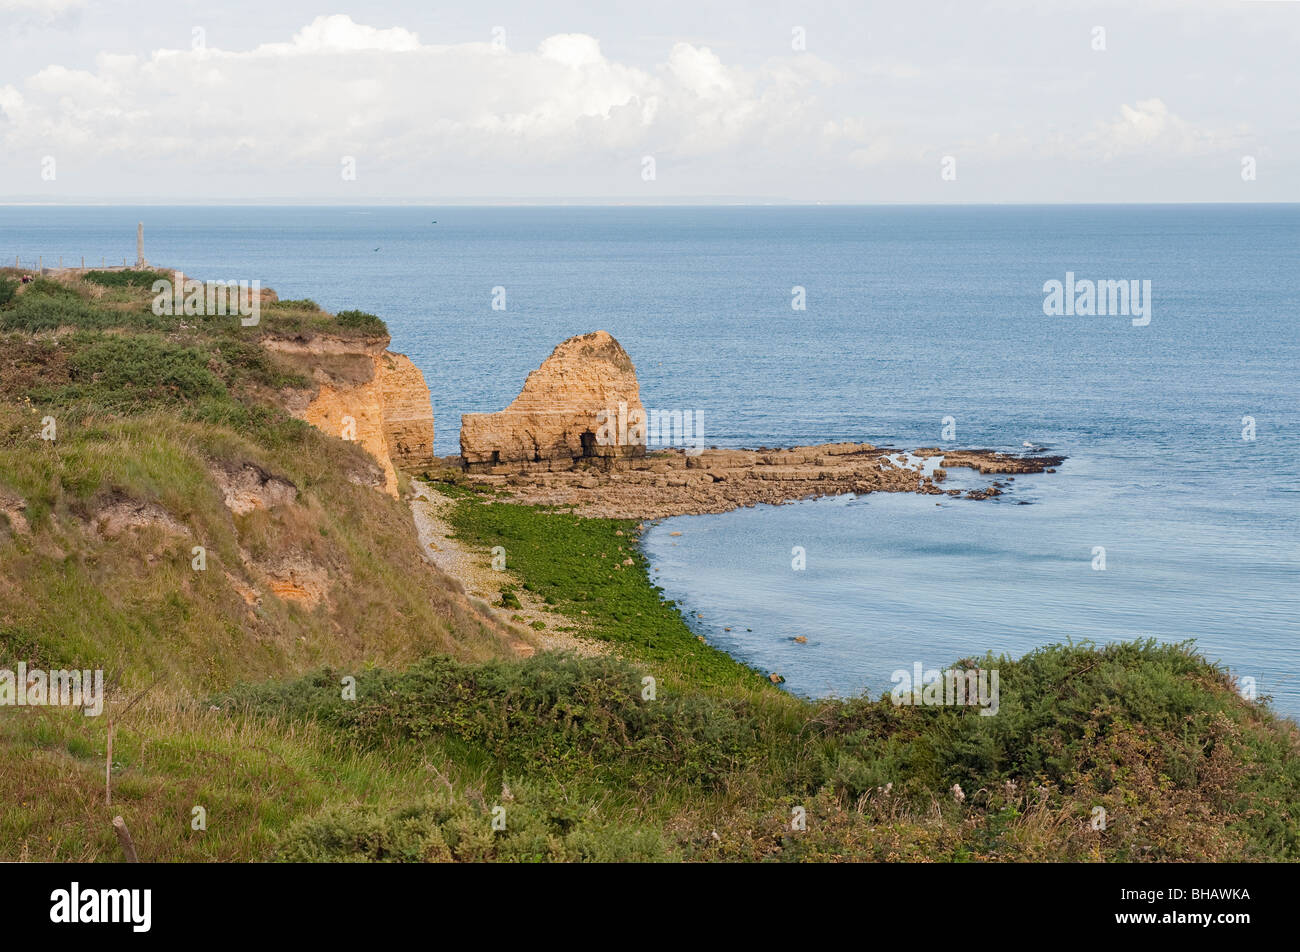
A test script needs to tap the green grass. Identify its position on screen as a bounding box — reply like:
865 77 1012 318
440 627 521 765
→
0 270 384 340
0 406 516 693
0 288 120 332
0 695 451 862
434 483 772 692
334 309 387 335
266 298 320 312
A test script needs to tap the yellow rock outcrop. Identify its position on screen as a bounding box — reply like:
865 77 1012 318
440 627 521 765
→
264 335 435 496
460 330 646 473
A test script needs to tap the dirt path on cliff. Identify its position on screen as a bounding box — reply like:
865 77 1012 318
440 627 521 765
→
409 480 607 659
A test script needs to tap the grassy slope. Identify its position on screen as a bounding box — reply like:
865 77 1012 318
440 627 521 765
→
0 272 513 690
0 271 519 858
2 270 1298 862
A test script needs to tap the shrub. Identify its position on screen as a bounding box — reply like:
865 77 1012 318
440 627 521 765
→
334 309 387 335
220 653 764 787
18 278 81 299
64 335 226 406
238 639 1300 862
83 269 170 288
267 298 321 311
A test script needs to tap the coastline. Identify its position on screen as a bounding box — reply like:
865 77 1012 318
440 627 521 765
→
414 435 1066 687
447 443 1065 520
4 263 1297 863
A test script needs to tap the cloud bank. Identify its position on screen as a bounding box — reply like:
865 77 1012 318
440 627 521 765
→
0 13 1262 200
0 16 845 181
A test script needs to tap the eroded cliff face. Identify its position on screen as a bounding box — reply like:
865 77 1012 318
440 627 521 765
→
460 330 646 473
264 334 435 495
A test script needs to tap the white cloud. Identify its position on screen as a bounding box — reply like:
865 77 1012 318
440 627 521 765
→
0 11 1277 200
0 0 87 10
937 98 1246 167
0 15 844 179
257 14 421 55
1087 98 1246 159
537 34 605 69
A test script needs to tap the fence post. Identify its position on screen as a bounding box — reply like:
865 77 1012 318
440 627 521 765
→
112 816 139 863
105 723 113 806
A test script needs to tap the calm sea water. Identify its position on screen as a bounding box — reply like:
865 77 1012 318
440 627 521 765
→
3 205 1298 715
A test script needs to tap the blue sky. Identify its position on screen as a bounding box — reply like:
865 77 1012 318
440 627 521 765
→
1 0 1297 202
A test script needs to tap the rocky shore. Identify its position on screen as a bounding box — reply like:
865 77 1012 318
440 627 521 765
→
439 330 1065 518
241 323 1064 522
444 442 1064 519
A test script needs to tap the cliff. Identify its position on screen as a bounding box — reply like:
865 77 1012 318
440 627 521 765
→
266 334 436 496
0 272 517 698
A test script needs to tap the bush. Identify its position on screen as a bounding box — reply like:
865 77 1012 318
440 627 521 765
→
334 309 387 335
0 285 173 332
206 336 310 391
812 640 1300 859
83 269 170 288
0 278 16 309
267 298 321 311
64 335 226 406
221 652 764 787
233 639 1300 861
17 278 80 300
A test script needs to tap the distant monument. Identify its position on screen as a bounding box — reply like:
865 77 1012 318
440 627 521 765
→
134 222 148 268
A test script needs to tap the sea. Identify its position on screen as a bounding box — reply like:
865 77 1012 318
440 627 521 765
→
3 204 1297 716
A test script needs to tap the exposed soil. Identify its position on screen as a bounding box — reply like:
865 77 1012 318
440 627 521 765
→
409 480 607 658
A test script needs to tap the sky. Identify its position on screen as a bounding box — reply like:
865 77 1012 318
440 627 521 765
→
1 0 1297 203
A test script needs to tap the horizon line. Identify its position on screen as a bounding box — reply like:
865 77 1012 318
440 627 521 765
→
3 199 1299 208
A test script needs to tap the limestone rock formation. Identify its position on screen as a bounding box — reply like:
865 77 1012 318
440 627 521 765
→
459 443 1067 520
460 330 646 473
379 353 440 475
265 335 435 496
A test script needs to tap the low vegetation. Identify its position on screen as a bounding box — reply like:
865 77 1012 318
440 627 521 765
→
82 268 172 289
436 485 769 690
214 639 1300 862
